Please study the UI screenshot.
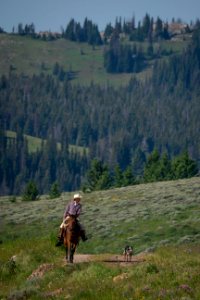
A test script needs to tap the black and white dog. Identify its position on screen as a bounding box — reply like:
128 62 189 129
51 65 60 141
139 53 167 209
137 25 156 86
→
123 245 133 261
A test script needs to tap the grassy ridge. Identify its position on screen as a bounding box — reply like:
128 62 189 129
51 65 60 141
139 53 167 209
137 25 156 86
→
1 177 200 298
0 34 133 86
0 33 188 86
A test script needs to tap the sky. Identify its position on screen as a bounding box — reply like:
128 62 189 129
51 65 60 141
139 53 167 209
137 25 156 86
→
0 0 200 33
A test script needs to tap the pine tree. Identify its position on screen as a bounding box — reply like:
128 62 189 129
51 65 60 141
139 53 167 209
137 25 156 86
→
85 159 111 191
172 151 198 179
155 17 163 40
23 181 39 201
114 164 123 187
142 13 151 38
65 19 76 41
144 149 160 182
96 166 112 190
49 181 61 199
123 165 135 186
104 23 114 43
159 152 172 180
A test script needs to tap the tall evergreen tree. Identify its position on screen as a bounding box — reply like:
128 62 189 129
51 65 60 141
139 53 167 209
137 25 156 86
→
144 149 160 182
142 13 151 38
114 164 123 187
155 17 163 40
123 165 135 186
84 159 111 191
49 181 61 199
23 181 39 201
172 151 198 179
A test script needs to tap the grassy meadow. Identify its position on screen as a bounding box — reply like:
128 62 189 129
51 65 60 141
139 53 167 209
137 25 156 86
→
1 177 200 299
5 130 88 155
0 34 132 86
0 33 189 86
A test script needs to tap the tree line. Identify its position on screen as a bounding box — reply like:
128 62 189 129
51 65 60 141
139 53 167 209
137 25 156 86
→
103 14 172 43
2 18 103 45
1 13 195 45
1 15 197 75
62 18 103 45
19 148 198 200
83 149 198 192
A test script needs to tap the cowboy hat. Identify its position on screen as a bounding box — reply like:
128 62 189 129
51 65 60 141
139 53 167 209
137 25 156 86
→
73 193 82 199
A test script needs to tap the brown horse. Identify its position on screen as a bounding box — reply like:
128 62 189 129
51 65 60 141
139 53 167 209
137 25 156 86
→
63 216 81 263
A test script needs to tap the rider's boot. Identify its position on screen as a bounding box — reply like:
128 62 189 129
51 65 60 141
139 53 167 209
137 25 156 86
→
55 228 64 246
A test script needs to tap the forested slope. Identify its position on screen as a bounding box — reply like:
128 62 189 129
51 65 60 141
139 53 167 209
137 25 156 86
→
0 22 200 195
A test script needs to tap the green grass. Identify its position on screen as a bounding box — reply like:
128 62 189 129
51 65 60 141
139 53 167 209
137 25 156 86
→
0 34 133 86
1 177 200 299
5 130 88 155
0 33 189 86
1 242 200 299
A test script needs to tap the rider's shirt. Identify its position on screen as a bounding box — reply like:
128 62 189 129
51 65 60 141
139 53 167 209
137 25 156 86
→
63 201 82 219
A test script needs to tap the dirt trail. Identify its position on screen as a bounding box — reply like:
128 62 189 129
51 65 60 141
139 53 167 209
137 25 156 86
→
68 253 146 265
28 253 146 281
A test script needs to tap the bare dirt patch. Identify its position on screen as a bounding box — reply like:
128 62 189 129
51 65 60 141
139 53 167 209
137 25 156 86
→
27 263 54 280
64 253 146 266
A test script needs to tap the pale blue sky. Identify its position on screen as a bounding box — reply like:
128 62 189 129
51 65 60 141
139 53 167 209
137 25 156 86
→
1 0 200 33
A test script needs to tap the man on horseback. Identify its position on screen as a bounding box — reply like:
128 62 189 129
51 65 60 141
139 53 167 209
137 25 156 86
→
55 193 87 246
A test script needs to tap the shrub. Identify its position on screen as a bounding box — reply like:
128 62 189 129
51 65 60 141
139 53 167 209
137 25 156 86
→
49 181 61 199
146 263 159 274
22 181 39 201
10 196 16 203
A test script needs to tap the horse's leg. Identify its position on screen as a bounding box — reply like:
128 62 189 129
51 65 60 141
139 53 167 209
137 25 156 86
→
65 246 68 262
66 241 71 263
70 244 76 263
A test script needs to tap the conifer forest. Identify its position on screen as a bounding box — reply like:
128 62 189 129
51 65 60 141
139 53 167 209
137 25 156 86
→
0 16 200 195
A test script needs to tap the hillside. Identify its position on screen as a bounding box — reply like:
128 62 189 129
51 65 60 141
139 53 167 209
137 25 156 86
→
0 32 188 86
1 177 200 251
0 25 200 196
0 28 200 195
1 177 200 299
1 16 200 299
